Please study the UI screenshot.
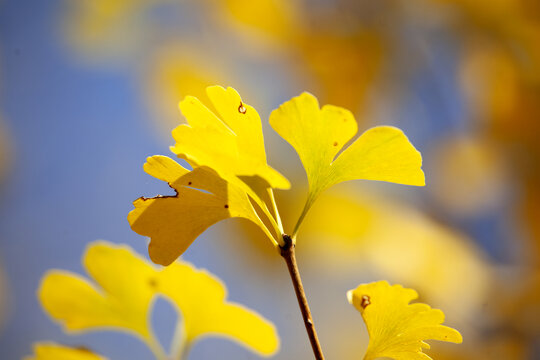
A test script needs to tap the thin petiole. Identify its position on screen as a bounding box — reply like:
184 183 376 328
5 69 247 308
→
267 188 284 233
145 333 169 360
280 234 325 360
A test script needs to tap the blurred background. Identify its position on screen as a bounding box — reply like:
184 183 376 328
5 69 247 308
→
1 0 539 359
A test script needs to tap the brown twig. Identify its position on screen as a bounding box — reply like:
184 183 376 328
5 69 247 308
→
280 234 325 360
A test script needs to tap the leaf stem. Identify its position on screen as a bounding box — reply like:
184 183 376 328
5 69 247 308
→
145 333 168 360
279 234 325 360
268 188 284 233
291 192 317 240
170 319 192 360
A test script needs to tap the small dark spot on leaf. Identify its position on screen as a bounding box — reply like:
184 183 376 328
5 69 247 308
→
361 295 371 309
137 188 178 202
188 181 192 185
224 204 229 209
148 278 158 288
333 141 338 146
238 102 247 114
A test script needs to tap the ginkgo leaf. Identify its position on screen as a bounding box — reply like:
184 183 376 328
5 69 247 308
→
128 155 273 266
270 92 425 235
38 241 156 339
38 241 280 358
154 261 279 356
347 281 462 360
24 343 106 360
172 86 290 200
171 86 289 240
130 86 293 259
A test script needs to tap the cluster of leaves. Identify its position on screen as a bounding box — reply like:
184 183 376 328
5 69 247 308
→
29 241 278 359
29 86 462 360
128 86 424 263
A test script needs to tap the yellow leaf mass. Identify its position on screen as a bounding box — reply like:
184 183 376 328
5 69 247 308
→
269 92 425 235
348 281 462 360
172 85 289 193
156 260 279 356
128 155 272 266
172 86 289 233
38 241 279 357
38 241 156 339
24 343 106 360
130 86 292 264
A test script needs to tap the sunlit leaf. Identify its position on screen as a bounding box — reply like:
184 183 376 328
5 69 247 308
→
173 85 289 191
39 241 279 357
270 92 424 234
173 86 288 229
128 155 270 266
131 86 292 262
348 281 462 360
156 261 279 356
37 242 279 359
38 241 155 339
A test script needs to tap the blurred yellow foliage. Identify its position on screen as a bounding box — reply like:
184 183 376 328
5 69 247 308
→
301 187 492 320
271 92 424 236
0 118 12 186
62 0 174 62
143 45 231 136
24 343 106 360
38 241 279 358
215 0 303 46
296 30 384 111
427 135 508 215
460 45 520 125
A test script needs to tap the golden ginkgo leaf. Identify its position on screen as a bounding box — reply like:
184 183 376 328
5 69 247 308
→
173 86 289 201
131 86 293 259
269 92 425 236
348 281 462 360
156 260 279 356
38 241 156 339
128 155 273 265
39 241 280 358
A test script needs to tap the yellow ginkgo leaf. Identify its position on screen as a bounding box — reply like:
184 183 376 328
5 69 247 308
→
24 343 106 360
347 281 462 360
173 85 289 191
269 92 425 236
128 155 273 266
172 86 289 234
38 241 156 339
39 241 279 358
155 261 279 357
